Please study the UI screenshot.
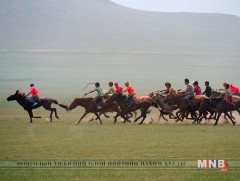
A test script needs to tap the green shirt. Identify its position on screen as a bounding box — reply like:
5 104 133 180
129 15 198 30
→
96 87 103 97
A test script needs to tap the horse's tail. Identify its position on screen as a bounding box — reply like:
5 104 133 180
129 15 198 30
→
59 104 69 111
49 99 58 105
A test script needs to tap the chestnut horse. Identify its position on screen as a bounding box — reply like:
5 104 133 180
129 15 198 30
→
62 97 120 125
7 90 62 123
105 93 154 124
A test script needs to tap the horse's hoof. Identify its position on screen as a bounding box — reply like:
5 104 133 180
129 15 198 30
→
56 116 59 119
233 121 236 126
75 122 79 125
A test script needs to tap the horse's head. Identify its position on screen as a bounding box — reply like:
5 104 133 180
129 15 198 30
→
211 90 223 98
69 98 80 111
148 92 155 98
105 93 119 102
7 90 25 101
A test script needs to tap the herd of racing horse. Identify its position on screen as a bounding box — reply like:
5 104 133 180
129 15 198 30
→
6 79 240 126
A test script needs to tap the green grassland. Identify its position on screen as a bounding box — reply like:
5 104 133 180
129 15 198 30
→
0 107 240 180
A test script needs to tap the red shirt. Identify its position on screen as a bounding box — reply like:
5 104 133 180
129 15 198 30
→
230 85 240 93
126 86 135 96
194 86 202 95
115 85 123 95
30 86 39 98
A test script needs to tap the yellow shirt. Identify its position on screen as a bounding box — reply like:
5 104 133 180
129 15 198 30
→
109 86 116 94
168 87 178 96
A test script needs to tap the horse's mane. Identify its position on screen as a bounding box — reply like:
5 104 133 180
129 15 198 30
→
16 90 27 97
194 95 210 100
75 97 94 101
210 97 223 102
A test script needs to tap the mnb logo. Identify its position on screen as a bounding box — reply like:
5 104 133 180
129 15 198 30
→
198 160 228 169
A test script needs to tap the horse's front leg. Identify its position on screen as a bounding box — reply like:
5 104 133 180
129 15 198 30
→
75 111 89 125
122 110 132 123
175 110 182 122
113 112 120 124
27 110 41 123
139 113 147 125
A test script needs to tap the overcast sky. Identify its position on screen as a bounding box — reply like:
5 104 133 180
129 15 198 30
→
110 0 240 17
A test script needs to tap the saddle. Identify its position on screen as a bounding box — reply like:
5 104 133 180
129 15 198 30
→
25 97 41 108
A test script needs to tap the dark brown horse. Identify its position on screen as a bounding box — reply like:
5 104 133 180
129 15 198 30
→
105 93 153 124
208 90 238 120
199 97 238 126
62 97 120 125
7 90 62 123
164 94 209 122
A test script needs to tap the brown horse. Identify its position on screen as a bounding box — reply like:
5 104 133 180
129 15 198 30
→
7 90 62 123
105 93 153 124
62 97 120 125
164 94 209 122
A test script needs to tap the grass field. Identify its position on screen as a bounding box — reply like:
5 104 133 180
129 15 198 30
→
0 107 240 181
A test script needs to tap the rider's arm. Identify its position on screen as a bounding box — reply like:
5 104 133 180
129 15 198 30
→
84 89 96 96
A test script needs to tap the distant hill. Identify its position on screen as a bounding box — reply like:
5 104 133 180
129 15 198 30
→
0 0 240 54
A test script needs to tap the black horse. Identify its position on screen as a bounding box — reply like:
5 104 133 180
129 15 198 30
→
7 90 63 123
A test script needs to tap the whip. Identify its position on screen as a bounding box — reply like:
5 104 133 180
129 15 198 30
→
83 82 95 90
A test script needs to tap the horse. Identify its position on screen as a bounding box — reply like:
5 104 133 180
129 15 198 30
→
7 90 63 123
61 97 120 125
199 97 239 126
209 90 238 121
149 92 178 121
105 93 154 124
163 93 209 123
